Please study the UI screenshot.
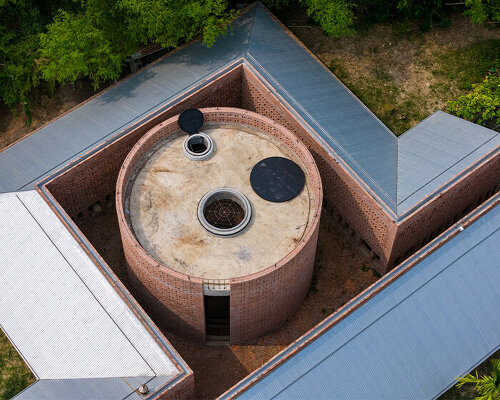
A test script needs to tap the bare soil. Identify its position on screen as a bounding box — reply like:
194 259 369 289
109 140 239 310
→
288 13 499 134
79 206 378 399
0 80 100 150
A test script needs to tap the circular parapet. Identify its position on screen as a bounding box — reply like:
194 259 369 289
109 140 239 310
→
116 107 322 344
183 132 214 161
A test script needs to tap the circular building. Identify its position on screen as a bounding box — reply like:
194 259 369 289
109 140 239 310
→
116 108 322 344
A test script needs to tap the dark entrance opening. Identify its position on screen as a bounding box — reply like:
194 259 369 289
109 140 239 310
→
204 295 230 341
187 135 208 153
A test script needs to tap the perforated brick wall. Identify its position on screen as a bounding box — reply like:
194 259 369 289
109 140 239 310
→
389 157 500 265
241 67 395 265
230 222 320 343
116 107 322 344
41 62 499 347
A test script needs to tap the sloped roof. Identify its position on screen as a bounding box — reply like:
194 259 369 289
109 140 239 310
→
0 3 497 217
222 195 500 399
0 191 189 399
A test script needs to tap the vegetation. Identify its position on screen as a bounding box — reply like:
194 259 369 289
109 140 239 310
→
263 0 500 37
448 73 500 129
0 330 35 400
325 35 499 135
455 358 500 400
0 0 236 124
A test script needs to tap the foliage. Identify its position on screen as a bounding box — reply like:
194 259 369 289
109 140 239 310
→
447 73 500 128
303 0 354 37
0 330 35 400
263 0 500 38
455 359 500 400
39 11 123 90
0 0 235 125
465 0 500 23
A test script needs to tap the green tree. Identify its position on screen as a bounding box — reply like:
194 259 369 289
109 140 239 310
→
304 0 354 37
447 73 500 129
0 0 235 124
465 0 500 24
456 359 500 400
38 0 236 90
263 0 500 38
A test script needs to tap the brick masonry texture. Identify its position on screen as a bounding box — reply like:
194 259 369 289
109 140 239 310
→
42 62 499 345
116 107 322 344
158 374 195 400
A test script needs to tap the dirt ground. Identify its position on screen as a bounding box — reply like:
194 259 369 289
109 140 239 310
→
0 80 99 150
287 13 499 134
79 205 378 399
1 13 498 148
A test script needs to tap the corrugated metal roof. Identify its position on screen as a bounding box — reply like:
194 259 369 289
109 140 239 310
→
398 111 499 214
0 3 497 217
13 377 169 400
0 190 179 381
0 7 255 194
246 5 398 209
226 197 500 399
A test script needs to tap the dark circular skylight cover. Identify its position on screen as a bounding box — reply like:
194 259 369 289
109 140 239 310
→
250 157 305 202
178 108 204 135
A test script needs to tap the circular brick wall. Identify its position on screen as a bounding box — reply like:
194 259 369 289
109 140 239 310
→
116 107 322 343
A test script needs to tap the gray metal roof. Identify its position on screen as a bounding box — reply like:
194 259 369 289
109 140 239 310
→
0 7 254 194
0 3 497 218
222 196 500 399
0 190 188 399
398 111 499 215
13 377 172 400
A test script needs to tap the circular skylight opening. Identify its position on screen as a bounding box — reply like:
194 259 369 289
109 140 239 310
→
183 133 214 160
198 188 252 237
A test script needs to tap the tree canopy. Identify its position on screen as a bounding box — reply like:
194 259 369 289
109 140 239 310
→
0 0 235 122
263 0 500 37
0 0 498 125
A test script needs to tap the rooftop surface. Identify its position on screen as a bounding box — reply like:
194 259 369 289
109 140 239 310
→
128 124 312 280
221 195 500 399
0 3 497 218
0 190 189 399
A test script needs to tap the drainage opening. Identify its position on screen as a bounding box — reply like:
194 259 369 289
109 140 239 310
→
188 135 208 153
183 132 214 160
205 198 245 229
198 188 251 236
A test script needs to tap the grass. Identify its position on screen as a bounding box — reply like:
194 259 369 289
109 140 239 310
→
430 39 499 91
0 331 35 400
328 38 499 135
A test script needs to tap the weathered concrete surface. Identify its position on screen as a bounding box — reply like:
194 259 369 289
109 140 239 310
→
128 124 313 279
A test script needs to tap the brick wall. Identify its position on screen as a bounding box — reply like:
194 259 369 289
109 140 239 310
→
158 373 195 400
116 108 322 344
230 222 319 343
389 156 500 265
